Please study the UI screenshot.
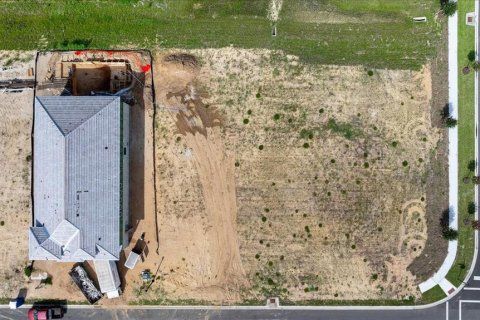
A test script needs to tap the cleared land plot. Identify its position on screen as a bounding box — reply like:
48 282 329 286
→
0 0 441 69
144 48 445 304
0 91 33 300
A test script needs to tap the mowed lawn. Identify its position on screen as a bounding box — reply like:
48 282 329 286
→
446 0 476 287
0 0 442 69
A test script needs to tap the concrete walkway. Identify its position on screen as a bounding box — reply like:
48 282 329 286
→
418 4 459 295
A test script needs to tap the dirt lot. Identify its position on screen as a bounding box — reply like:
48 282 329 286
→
0 48 447 304
142 48 445 304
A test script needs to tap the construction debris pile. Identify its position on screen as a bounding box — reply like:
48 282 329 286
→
69 265 102 304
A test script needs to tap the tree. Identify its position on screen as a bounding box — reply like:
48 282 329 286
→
445 116 458 128
442 1 458 17
442 227 458 240
468 160 476 172
468 50 476 62
468 201 477 214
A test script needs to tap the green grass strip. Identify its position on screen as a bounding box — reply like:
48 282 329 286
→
445 0 476 286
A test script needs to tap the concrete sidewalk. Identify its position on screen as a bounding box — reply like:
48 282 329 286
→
418 4 459 296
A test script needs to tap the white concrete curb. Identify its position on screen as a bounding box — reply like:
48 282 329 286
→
418 2 459 296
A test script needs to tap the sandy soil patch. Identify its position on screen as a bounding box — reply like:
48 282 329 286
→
0 90 33 300
145 48 444 303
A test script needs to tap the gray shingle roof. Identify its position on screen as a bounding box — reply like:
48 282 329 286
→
29 96 127 262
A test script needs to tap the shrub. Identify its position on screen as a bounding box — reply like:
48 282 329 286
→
402 160 408 167
26 155 32 162
391 141 398 148
261 216 267 222
445 117 457 128
468 201 476 215
371 274 378 280
45 276 53 285
442 1 458 17
303 143 310 148
367 70 374 76
442 227 458 240
468 50 476 62
273 113 281 121
0 221 4 226
24 266 32 277
258 145 264 150
243 118 249 124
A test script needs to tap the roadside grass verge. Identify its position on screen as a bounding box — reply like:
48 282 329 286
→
0 0 440 69
445 0 476 287
420 285 446 304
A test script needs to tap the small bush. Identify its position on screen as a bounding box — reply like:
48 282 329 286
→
391 141 398 148
24 266 33 277
305 226 310 233
468 50 476 62
442 1 457 17
468 201 476 215
261 216 267 222
367 70 374 76
0 221 4 226
303 143 310 148
26 155 32 162
468 160 476 172
273 113 281 121
243 118 249 124
255 253 260 259
442 227 458 240
371 273 378 280
445 117 458 128
402 160 408 167
45 276 53 285
258 145 264 150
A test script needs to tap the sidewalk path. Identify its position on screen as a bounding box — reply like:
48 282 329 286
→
418 4 459 295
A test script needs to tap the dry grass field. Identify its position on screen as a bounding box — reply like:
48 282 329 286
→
143 48 445 304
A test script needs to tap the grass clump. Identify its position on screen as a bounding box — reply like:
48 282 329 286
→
326 118 360 140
